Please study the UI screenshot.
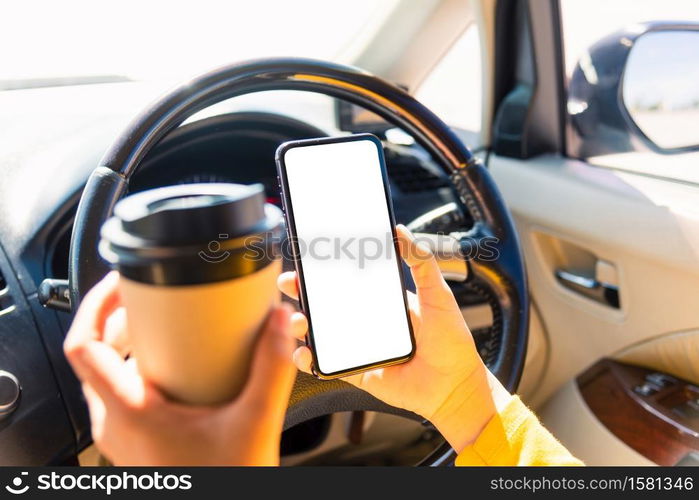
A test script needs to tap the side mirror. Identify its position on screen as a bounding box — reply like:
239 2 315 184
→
568 22 699 157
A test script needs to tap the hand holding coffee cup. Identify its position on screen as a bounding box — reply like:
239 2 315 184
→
99 183 283 405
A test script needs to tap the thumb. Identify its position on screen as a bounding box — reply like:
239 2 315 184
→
395 224 454 308
237 304 296 416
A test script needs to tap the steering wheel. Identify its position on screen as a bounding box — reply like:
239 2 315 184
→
68 58 528 466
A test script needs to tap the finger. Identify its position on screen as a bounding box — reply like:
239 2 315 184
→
277 272 299 300
395 225 453 306
103 307 131 358
406 291 422 332
81 382 102 411
289 312 308 341
65 272 121 353
64 273 141 407
69 338 143 408
238 304 297 414
82 384 107 437
406 290 418 308
292 346 313 374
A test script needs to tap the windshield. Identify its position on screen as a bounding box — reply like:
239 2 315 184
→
1 0 395 89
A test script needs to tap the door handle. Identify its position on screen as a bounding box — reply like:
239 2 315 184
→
555 269 620 308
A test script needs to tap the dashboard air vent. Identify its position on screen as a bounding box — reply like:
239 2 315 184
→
387 157 450 193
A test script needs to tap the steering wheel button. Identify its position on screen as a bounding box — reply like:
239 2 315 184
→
0 370 21 416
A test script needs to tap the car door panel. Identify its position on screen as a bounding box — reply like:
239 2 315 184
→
490 154 699 409
537 380 655 466
615 329 699 385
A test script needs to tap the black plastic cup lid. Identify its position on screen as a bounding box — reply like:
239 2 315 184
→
99 183 282 286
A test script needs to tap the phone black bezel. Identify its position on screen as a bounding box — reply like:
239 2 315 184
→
275 133 416 379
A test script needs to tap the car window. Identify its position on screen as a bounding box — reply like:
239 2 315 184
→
415 24 482 142
560 0 699 184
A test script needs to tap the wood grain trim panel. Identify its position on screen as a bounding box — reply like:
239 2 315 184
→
577 359 699 466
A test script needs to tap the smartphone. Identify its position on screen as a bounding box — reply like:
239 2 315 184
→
276 134 416 379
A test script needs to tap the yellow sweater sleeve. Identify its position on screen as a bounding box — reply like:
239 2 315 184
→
455 396 583 466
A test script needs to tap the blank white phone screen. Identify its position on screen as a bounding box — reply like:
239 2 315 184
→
283 138 413 375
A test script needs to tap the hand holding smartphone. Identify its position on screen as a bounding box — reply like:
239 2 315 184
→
276 134 416 379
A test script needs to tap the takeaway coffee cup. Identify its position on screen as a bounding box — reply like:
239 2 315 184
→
99 183 283 405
